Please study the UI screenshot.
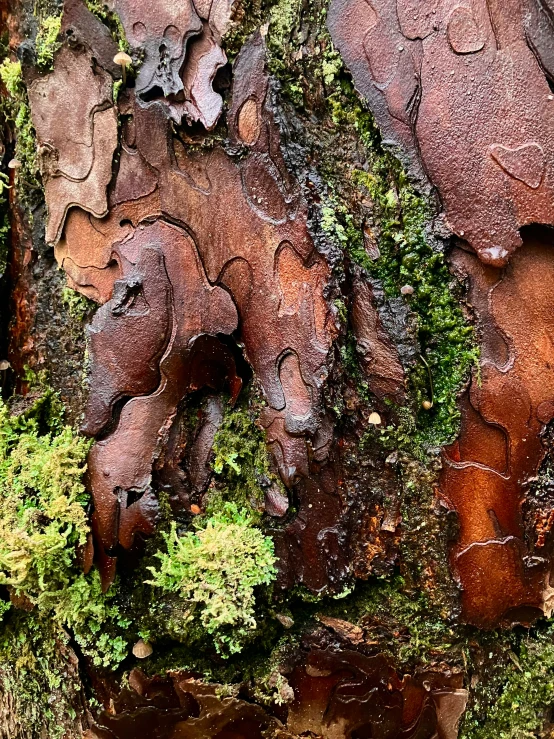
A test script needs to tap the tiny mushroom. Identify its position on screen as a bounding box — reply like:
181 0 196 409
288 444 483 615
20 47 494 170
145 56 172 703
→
132 638 153 659
190 504 201 515
422 400 433 410
8 159 21 169
400 284 414 295
113 51 132 85
368 411 382 425
0 360 10 371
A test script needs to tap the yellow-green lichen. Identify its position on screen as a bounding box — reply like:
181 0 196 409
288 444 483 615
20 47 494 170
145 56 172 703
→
147 502 277 656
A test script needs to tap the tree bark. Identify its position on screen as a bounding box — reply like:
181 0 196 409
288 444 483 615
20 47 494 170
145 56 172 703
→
1 0 554 737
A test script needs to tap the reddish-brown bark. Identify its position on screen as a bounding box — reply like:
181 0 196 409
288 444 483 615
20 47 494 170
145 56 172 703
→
328 0 554 627
88 635 468 739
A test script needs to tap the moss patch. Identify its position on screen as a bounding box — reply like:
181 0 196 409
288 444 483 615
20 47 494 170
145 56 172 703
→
0 395 90 598
85 0 130 51
0 174 9 277
61 284 95 321
0 58 41 201
209 397 283 515
461 625 554 739
35 14 62 71
0 613 85 739
147 502 277 657
324 83 478 453
261 0 479 453
0 386 131 669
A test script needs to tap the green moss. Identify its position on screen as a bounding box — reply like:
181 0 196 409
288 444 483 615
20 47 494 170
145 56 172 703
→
85 0 130 51
461 626 554 739
0 613 84 739
287 575 554 738
261 0 479 452
35 14 62 71
267 0 302 67
0 173 9 276
0 58 22 97
0 405 90 597
209 397 284 516
0 58 41 200
0 386 131 669
323 82 479 453
265 0 305 105
147 502 277 656
61 285 95 321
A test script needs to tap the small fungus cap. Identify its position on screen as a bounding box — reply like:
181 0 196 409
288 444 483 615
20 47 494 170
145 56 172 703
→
113 51 132 67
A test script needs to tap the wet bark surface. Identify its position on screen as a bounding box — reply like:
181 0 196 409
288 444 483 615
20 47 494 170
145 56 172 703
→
2 0 554 737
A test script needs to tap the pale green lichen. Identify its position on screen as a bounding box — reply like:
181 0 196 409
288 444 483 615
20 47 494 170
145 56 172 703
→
147 502 277 656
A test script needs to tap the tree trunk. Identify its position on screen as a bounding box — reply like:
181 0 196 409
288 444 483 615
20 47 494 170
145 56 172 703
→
1 0 554 736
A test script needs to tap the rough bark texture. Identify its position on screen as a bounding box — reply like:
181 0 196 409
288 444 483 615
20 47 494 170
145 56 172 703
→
1 0 554 738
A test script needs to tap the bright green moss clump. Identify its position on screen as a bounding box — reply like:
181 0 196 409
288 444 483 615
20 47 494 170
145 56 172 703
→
148 503 277 656
0 388 130 669
210 400 284 515
35 15 62 71
0 415 90 600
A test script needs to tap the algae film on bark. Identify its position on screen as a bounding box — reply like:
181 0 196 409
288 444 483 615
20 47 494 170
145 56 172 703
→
1 0 554 737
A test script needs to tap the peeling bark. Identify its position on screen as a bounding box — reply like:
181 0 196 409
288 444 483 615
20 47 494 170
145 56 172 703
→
2 0 554 736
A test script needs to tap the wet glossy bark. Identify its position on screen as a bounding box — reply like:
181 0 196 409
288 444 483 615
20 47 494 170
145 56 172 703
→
2 0 554 736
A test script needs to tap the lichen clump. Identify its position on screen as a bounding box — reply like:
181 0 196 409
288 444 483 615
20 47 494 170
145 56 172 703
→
148 503 277 656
